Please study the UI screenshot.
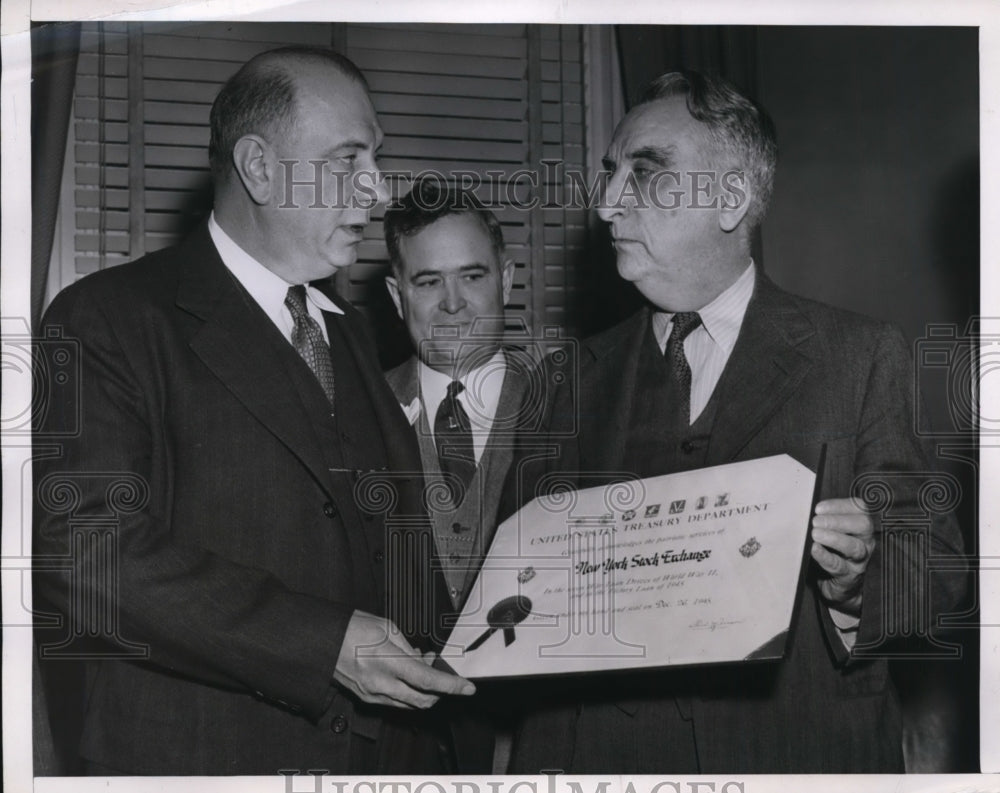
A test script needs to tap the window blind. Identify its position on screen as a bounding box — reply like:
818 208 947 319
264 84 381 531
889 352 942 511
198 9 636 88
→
66 21 590 341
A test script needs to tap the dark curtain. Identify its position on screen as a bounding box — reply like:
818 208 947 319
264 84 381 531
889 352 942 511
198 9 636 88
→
31 22 80 332
616 25 760 109
31 23 84 775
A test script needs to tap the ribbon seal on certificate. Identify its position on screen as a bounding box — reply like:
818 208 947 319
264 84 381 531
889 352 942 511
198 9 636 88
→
465 595 532 652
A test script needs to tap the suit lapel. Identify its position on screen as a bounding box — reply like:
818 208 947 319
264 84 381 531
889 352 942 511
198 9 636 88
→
327 305 451 647
383 355 435 480
384 355 420 410
579 310 651 472
495 349 532 436
175 227 335 497
455 358 532 593
706 274 816 464
475 352 530 498
335 324 425 478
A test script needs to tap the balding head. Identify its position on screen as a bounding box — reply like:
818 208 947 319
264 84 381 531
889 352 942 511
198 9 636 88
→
208 47 385 284
208 46 367 187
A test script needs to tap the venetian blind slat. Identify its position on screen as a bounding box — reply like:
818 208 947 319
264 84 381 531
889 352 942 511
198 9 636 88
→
70 21 590 341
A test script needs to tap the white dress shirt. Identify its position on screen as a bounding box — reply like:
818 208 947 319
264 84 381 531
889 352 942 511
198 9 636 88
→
652 261 755 424
208 212 343 345
419 349 507 465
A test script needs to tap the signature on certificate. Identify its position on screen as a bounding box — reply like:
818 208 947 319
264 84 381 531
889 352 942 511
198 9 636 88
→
689 617 746 632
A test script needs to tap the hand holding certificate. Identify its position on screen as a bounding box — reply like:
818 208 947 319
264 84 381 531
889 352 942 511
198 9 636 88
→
440 454 818 678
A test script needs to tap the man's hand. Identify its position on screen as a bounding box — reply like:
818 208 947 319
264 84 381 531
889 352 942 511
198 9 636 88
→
333 611 475 709
810 497 876 616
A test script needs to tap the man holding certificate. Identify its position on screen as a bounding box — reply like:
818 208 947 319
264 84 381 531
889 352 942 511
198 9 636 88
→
500 71 967 773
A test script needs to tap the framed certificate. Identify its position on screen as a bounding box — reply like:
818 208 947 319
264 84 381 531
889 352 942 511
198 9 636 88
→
440 453 820 678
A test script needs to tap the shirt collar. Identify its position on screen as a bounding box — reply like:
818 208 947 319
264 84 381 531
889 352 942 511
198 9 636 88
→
653 260 755 354
208 212 344 316
418 348 507 428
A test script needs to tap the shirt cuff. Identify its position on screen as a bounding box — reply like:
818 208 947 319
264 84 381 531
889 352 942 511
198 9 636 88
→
828 605 861 651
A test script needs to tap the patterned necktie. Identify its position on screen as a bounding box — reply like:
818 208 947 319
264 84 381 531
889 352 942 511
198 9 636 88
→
665 311 702 425
434 380 476 505
284 285 336 408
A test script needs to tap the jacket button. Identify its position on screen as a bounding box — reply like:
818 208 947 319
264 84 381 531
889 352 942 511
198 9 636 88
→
323 502 337 518
331 715 348 734
680 440 695 454
373 549 384 563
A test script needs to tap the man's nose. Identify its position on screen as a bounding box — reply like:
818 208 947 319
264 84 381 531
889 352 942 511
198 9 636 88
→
370 166 391 207
596 168 627 223
352 164 390 210
439 279 467 314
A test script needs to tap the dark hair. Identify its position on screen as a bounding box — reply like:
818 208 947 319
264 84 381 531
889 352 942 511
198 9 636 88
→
384 177 506 275
208 46 367 184
639 70 777 228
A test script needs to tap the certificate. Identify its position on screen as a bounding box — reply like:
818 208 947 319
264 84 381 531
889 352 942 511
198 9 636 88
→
440 454 818 678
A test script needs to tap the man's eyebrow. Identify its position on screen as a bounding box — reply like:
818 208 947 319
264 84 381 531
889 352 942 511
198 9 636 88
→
409 263 489 280
629 145 676 167
323 140 375 157
408 267 442 280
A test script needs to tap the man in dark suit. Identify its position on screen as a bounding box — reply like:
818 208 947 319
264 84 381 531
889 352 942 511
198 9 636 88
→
382 180 531 772
506 71 967 773
32 46 472 776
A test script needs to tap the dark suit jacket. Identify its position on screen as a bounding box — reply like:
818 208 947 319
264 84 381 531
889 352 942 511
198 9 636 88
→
506 274 967 773
33 225 447 775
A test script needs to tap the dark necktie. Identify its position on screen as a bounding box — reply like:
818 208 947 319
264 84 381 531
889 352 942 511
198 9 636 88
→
665 311 702 425
434 380 476 505
284 285 336 408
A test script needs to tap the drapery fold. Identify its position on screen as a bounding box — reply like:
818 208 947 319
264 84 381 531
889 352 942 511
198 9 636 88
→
616 25 760 109
31 22 80 332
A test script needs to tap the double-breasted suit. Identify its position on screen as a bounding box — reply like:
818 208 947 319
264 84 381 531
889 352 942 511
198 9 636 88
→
33 225 448 775
506 274 967 773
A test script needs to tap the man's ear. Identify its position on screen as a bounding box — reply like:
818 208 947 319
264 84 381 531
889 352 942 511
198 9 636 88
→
385 275 404 320
232 135 273 206
718 171 753 233
500 257 515 305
